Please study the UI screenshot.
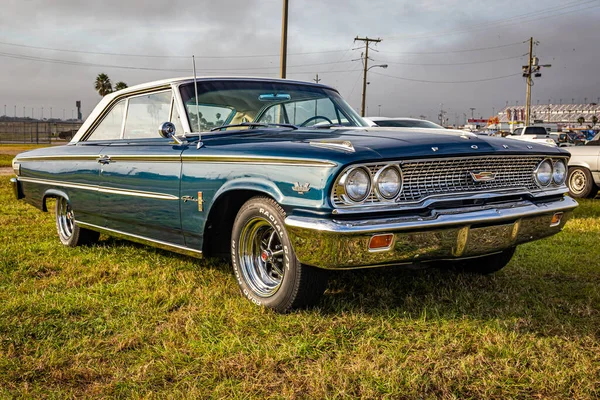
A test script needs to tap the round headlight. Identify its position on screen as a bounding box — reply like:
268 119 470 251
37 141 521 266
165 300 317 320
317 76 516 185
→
553 159 567 185
375 165 402 200
535 159 553 187
344 167 371 202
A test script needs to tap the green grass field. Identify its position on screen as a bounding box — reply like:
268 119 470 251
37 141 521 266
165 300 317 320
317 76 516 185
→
0 144 51 167
1 178 599 398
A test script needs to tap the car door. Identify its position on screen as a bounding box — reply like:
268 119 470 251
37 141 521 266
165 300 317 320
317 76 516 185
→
97 89 186 245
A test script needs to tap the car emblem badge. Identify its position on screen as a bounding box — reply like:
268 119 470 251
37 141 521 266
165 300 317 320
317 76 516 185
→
470 171 497 182
292 182 310 195
431 147 439 152
503 145 509 149
471 145 478 149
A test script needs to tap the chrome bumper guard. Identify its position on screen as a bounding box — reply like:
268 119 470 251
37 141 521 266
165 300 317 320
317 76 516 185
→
285 196 578 270
10 177 23 200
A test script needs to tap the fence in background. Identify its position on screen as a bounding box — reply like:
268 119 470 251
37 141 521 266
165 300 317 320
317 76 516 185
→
0 121 83 143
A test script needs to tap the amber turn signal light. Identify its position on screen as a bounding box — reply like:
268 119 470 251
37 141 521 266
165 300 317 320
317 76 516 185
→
550 212 563 227
369 234 394 251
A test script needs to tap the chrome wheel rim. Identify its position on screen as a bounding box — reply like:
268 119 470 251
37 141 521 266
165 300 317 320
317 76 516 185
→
57 198 74 239
569 170 587 195
239 217 285 297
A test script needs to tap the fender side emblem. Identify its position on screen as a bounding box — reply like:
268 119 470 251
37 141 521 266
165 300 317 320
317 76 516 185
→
292 182 310 195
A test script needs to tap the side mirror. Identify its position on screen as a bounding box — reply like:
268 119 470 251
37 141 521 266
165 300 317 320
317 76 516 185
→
158 122 176 138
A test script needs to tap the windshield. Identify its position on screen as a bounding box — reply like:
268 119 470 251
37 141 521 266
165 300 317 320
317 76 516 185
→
374 119 444 129
179 80 367 132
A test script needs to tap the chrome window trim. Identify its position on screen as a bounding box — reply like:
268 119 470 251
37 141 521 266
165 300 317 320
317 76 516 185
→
80 85 173 142
17 177 179 200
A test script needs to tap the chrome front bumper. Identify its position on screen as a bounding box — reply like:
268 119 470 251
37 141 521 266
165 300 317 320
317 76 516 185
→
285 196 578 270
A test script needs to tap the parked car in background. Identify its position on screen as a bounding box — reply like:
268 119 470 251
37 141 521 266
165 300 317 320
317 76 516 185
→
11 77 577 312
566 133 600 198
507 126 558 147
557 131 586 147
364 116 445 129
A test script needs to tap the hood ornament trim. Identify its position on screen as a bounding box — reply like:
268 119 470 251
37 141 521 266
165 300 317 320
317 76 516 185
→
309 140 355 153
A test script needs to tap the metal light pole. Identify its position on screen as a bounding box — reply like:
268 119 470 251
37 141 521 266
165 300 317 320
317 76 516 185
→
279 0 289 79
378 104 381 116
470 108 476 120
360 64 387 117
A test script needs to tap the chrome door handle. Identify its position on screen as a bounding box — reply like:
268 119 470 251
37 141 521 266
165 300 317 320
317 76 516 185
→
97 155 111 165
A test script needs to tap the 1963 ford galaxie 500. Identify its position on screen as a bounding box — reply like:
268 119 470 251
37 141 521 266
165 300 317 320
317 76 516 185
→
11 77 577 311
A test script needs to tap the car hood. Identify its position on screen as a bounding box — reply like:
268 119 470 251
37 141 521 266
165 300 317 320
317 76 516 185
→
199 127 569 166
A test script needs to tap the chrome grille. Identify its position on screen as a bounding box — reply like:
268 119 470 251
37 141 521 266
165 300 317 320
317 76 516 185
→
333 156 547 207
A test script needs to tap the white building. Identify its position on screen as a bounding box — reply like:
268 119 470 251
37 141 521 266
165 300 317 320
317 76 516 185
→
497 104 600 132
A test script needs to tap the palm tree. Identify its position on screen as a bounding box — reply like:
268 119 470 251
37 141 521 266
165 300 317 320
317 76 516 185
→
114 81 128 91
577 116 585 126
94 73 113 97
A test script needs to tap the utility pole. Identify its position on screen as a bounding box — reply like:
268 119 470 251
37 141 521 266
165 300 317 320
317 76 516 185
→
470 107 476 120
523 37 551 126
279 0 289 79
313 74 321 84
355 36 382 117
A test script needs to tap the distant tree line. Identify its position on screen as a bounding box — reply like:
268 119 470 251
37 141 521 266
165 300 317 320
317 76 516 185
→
94 73 128 97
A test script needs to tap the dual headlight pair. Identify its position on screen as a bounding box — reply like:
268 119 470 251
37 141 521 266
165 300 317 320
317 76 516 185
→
534 158 567 187
339 165 402 203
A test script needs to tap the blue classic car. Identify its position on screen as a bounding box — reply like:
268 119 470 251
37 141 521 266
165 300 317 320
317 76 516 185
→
11 77 577 311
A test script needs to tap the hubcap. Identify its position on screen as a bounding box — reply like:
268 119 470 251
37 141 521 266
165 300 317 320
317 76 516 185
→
239 217 285 297
569 170 586 195
57 198 74 239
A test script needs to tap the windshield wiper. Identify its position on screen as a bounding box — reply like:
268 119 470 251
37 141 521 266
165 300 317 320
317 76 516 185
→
304 123 346 129
210 122 298 132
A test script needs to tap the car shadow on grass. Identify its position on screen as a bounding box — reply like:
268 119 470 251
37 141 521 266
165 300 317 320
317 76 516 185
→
321 263 600 339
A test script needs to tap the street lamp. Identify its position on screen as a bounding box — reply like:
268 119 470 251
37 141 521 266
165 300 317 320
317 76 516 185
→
361 64 388 117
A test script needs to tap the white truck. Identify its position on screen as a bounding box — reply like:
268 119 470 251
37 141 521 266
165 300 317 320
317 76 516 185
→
506 126 558 147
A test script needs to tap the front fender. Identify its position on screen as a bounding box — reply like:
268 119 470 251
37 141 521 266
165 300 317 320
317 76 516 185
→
213 177 285 204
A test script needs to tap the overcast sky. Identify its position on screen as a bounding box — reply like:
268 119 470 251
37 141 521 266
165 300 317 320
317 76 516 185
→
1 0 599 122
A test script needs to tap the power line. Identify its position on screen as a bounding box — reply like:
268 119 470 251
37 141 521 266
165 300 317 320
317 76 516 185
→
377 54 526 66
0 50 358 72
378 41 526 55
370 71 522 84
0 39 350 59
387 0 599 40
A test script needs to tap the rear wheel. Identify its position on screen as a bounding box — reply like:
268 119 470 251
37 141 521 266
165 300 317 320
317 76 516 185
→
231 196 328 312
567 167 598 198
452 247 516 274
55 197 99 247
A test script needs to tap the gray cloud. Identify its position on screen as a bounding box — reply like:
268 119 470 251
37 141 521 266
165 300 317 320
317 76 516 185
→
0 0 598 122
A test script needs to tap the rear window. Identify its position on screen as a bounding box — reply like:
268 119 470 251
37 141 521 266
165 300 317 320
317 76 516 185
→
525 127 548 135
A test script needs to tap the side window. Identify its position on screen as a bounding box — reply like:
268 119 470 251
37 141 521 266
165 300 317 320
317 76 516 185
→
123 91 172 139
87 100 126 141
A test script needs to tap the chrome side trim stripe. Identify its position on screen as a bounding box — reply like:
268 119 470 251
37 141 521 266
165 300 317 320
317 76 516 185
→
181 155 337 167
75 222 203 259
17 177 179 200
15 155 99 161
16 154 336 167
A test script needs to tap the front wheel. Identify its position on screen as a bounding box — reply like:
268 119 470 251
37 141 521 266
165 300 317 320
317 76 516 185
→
231 196 328 312
567 167 598 198
55 197 99 247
